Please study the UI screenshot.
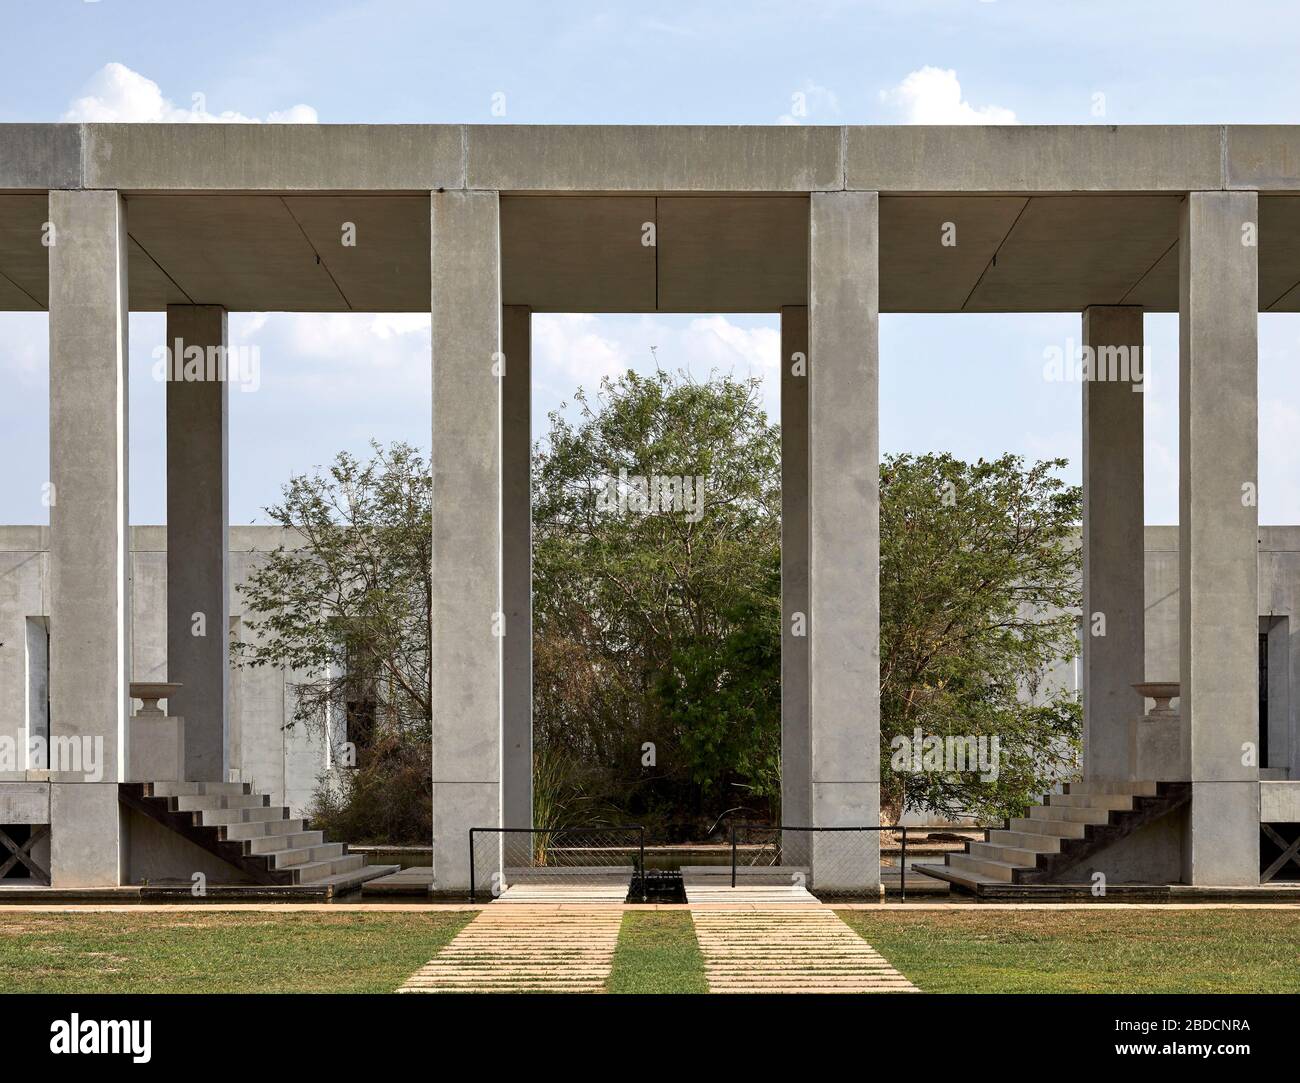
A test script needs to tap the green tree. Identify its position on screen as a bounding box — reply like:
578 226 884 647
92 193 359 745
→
532 369 781 826
879 452 1082 823
233 440 432 842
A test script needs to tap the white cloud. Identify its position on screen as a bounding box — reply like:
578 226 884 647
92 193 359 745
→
684 316 780 374
881 66 1017 125
63 62 318 123
777 81 840 125
532 313 629 386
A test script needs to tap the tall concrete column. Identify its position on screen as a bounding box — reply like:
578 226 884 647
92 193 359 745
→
47 189 129 886
501 305 532 853
807 191 880 891
430 190 503 893
1081 305 1145 781
1179 190 1260 885
165 305 230 782
780 305 810 863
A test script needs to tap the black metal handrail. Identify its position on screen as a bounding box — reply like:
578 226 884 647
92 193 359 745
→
728 822 991 901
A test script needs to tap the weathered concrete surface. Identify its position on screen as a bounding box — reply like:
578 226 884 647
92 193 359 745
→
0 782 49 824
82 124 463 191
165 305 229 782
807 191 880 889
780 305 810 859
501 305 531 840
846 125 1224 193
0 124 81 189
1179 190 1260 886
47 189 130 788
429 190 502 893
1082 306 1145 781
466 125 843 192
49 783 121 887
0 526 345 817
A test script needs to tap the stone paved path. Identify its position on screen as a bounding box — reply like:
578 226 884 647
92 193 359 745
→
690 907 918 993
397 906 624 993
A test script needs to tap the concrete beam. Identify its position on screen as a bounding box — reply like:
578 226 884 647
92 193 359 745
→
82 124 463 191
780 306 810 863
807 191 880 890
165 305 230 782
1081 306 1145 780
466 125 843 192
47 188 130 885
430 190 503 894
1179 190 1260 885
0 124 81 189
846 126 1224 193
501 305 532 846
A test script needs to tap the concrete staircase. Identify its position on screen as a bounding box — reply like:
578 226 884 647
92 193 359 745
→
916 780 1191 892
119 780 398 892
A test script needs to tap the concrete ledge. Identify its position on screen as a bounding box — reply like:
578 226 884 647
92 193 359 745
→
1261 780 1300 822
0 782 50 824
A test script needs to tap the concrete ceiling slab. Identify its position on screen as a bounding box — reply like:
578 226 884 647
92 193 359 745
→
879 195 1026 311
501 195 655 312
0 194 49 307
124 195 346 310
965 195 1182 312
657 196 807 311
283 195 429 311
1260 196 1300 311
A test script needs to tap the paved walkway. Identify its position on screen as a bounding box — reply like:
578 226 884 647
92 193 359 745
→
690 907 918 993
397 906 624 993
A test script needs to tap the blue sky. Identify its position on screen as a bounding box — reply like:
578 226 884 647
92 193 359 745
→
2 0 1299 525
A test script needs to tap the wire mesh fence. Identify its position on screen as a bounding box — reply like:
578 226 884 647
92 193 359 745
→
468 826 645 901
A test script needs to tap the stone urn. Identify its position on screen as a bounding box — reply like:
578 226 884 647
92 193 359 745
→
129 681 182 717
1130 681 1188 781
127 682 185 782
1133 681 1180 718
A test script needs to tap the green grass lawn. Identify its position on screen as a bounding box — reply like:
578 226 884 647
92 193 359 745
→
4 907 1296 994
839 908 1300 993
0 910 472 993
606 911 708 994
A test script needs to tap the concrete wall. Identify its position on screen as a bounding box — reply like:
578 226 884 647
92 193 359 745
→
0 525 334 817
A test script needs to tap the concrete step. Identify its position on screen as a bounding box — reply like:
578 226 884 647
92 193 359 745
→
221 817 306 841
290 853 366 884
200 805 290 827
173 792 269 812
947 853 1017 882
968 841 1042 867
271 842 345 869
245 830 325 855
989 828 1062 853
1063 780 1159 797
1029 803 1111 825
912 861 1006 893
1048 792 1134 811
1009 816 1087 839
309 862 400 896
150 781 252 797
